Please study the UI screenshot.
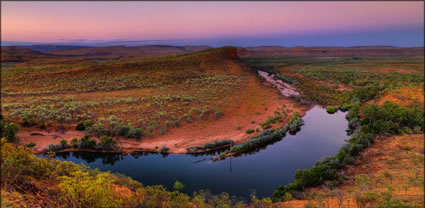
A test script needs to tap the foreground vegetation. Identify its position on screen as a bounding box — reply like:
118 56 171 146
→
2 138 257 208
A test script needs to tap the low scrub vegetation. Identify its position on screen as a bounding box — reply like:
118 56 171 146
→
272 101 424 202
187 139 233 153
231 113 304 154
44 135 119 152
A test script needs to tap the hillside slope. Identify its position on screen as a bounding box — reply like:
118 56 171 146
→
2 47 307 154
49 45 211 58
1 46 53 62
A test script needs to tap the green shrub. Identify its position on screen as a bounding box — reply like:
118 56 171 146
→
27 142 36 148
71 138 79 148
173 180 184 192
246 129 255 134
0 118 20 143
60 139 67 147
99 136 117 150
48 144 56 151
259 114 283 128
128 127 144 140
215 110 224 119
76 120 92 131
79 135 97 149
88 123 109 137
160 127 167 135
187 139 233 152
118 124 131 137
173 120 181 127
326 106 337 114
161 145 169 154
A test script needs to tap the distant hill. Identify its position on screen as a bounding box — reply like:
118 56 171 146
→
49 45 212 57
1 46 53 62
238 46 425 57
20 45 92 53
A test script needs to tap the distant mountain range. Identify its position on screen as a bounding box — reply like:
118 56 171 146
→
1 40 196 47
1 45 423 63
237 46 424 57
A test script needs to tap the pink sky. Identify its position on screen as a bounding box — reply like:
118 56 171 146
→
1 1 423 43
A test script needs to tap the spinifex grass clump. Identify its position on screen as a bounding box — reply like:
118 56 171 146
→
186 139 233 153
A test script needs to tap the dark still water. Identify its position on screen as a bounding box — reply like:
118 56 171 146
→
54 106 349 199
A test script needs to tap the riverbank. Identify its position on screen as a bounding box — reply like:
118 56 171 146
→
18 68 311 155
20 104 307 155
18 94 309 155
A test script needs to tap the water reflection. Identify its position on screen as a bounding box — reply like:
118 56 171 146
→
53 106 349 199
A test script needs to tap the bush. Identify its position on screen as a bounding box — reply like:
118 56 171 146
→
71 138 79 148
48 144 56 151
231 126 292 154
99 136 118 150
161 145 169 154
78 120 92 131
173 120 181 127
362 101 424 134
287 113 304 134
27 142 36 148
60 139 67 146
79 135 97 149
126 127 144 140
215 110 224 119
117 125 131 137
164 120 172 127
0 118 20 143
245 129 255 134
160 128 167 135
187 139 233 152
88 123 109 137
326 106 337 114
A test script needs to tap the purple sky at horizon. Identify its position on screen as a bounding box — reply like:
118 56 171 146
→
1 1 424 47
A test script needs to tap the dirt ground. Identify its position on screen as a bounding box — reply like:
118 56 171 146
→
19 77 309 154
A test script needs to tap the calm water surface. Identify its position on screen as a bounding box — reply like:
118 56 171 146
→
55 106 349 199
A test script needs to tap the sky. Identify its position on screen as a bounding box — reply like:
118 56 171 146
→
1 1 424 47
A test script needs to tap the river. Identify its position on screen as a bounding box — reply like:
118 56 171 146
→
55 106 349 199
